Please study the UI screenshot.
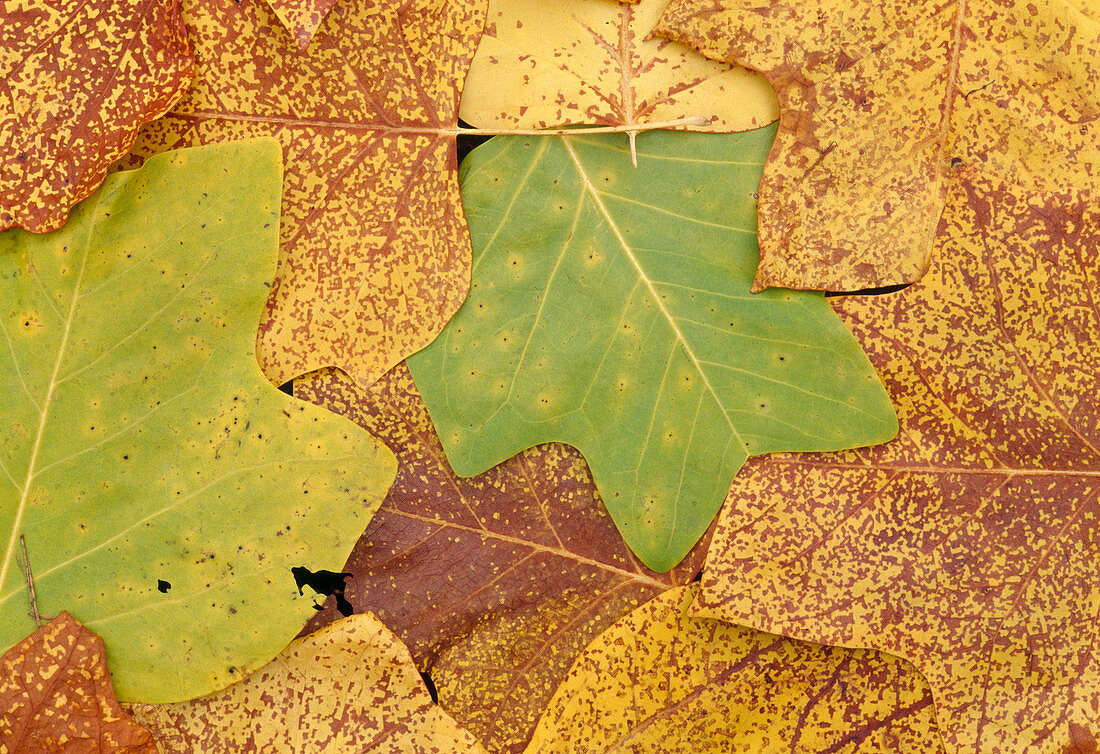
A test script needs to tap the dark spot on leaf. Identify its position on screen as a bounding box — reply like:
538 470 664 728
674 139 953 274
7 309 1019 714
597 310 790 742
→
157 580 171 593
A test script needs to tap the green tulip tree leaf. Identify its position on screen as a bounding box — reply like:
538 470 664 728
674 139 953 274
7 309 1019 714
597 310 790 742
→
0 140 396 703
408 129 897 572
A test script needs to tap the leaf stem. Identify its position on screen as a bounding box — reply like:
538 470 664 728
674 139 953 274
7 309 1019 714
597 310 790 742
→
19 534 41 627
458 117 713 168
455 116 713 138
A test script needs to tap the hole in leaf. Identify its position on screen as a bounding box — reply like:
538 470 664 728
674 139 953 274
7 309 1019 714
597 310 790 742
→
292 566 354 617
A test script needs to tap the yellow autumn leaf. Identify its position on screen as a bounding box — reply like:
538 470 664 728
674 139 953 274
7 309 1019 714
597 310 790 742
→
526 585 942 752
461 0 777 134
126 612 487 753
653 0 1100 291
693 166 1100 752
128 0 485 387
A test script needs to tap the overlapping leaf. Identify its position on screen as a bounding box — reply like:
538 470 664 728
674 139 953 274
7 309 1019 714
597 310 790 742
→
460 0 777 133
0 140 396 703
527 586 942 753
0 0 193 233
127 0 485 387
264 0 340 48
694 167 1100 752
408 129 897 571
295 364 709 753
127 611 486 753
654 0 1100 291
0 614 156 753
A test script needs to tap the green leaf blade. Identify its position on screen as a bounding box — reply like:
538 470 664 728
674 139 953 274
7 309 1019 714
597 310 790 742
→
410 128 896 571
0 140 397 702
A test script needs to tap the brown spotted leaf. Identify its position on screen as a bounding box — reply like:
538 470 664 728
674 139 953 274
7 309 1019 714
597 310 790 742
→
1 0 193 233
694 167 1100 752
526 585 943 753
265 0 340 48
653 0 1100 291
0 613 156 753
460 0 777 133
127 0 485 387
126 611 486 753
294 364 710 754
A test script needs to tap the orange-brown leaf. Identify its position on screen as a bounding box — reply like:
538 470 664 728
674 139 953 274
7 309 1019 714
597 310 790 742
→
0 0 194 233
264 0 340 48
295 364 710 753
653 0 1100 291
127 0 485 387
694 167 1100 752
0 613 156 753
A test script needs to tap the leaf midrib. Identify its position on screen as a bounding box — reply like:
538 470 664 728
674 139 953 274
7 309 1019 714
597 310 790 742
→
560 135 748 451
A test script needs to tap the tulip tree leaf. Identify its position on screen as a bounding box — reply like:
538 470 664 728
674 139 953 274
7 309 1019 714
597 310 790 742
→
0 613 157 752
408 128 897 572
0 140 396 703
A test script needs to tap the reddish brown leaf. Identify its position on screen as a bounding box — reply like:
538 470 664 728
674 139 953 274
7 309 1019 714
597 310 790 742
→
265 0 340 48
0 613 156 753
1 0 193 233
127 0 485 387
295 364 710 753
694 167 1100 752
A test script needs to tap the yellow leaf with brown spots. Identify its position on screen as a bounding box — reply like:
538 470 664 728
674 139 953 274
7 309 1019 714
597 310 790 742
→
0 613 156 753
693 167 1100 752
460 0 777 134
126 611 486 753
653 0 1100 291
295 364 710 753
264 0 340 48
127 0 485 387
0 0 193 233
525 585 942 753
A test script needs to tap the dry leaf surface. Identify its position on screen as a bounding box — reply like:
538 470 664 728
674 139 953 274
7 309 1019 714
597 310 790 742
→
128 0 485 387
296 364 709 754
264 0 340 48
0 613 156 753
527 585 942 753
127 611 486 753
461 0 776 132
0 0 194 233
695 167 1100 752
654 0 1100 291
